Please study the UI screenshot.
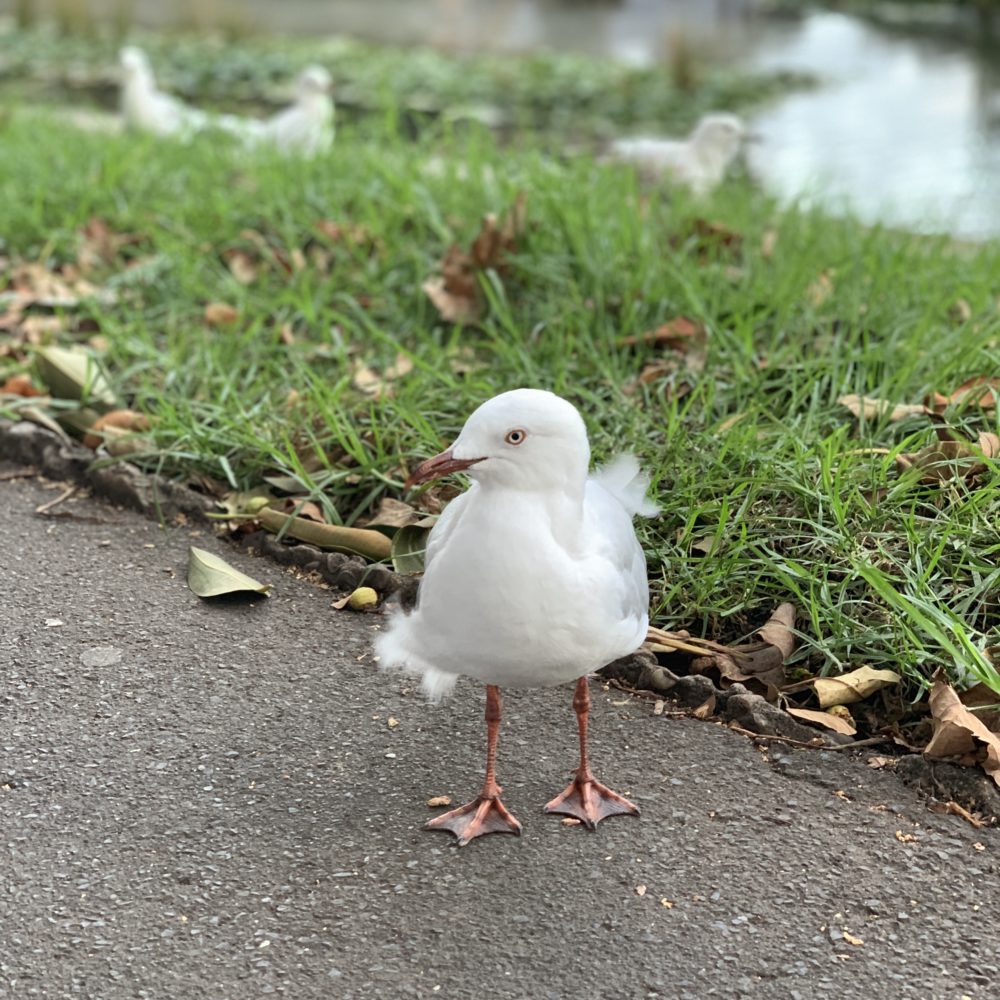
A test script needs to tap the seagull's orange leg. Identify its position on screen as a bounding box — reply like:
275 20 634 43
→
545 676 640 829
426 685 523 846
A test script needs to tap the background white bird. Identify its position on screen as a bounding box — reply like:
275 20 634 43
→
376 388 658 846
219 65 334 156
119 46 209 139
608 112 747 194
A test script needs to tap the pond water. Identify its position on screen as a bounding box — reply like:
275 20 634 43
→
742 11 1000 241
15 0 1000 238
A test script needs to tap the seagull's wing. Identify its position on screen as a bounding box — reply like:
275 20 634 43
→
585 455 657 625
609 137 686 171
423 485 476 572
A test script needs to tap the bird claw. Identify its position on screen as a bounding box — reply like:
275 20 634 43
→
544 772 640 830
425 794 523 847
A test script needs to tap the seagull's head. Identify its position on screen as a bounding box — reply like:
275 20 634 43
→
406 388 591 493
120 46 151 79
690 112 745 162
297 65 333 98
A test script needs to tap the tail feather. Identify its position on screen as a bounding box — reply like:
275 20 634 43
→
592 453 659 518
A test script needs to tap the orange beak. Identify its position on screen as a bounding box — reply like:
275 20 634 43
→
405 448 484 490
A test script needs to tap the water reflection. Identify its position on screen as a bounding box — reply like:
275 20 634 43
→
743 13 1000 239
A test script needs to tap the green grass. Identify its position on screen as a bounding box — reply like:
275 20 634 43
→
2 63 1000 697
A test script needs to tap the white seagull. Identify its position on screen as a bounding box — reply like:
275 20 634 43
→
608 112 747 194
119 46 209 139
220 65 335 156
376 388 658 846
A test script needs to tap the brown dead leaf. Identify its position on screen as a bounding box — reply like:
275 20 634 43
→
895 830 917 844
280 497 327 523
426 795 452 808
806 270 834 307
950 297 972 323
685 218 743 252
927 375 1000 414
959 683 1000 733
77 217 144 274
619 316 704 351
352 363 386 399
81 409 151 450
360 496 420 530
813 666 900 709
837 394 930 422
314 220 379 252
842 932 864 947
785 706 857 736
1 373 44 397
423 192 528 325
925 671 1000 787
224 250 258 285
385 353 414 380
928 800 986 829
866 755 895 769
689 602 795 702
204 302 239 326
692 694 716 720
896 432 1000 484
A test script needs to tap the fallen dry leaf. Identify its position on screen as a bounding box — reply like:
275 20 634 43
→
351 354 414 400
928 800 986 829
924 671 1000 787
837 394 930 422
842 932 864 947
895 830 917 844
683 218 743 254
77 217 144 274
81 409 151 450
280 497 327 523
896 432 1000 484
806 270 834 307
688 602 796 702
635 885 647 897
426 795 452 808
785 706 857 736
204 302 239 326
423 191 528 325
950 298 972 323
760 228 778 259
927 375 1000 414
692 694 716 720
360 496 421 530
813 666 900 709
224 250 258 285
619 316 703 350
0 373 44 397
866 756 895 770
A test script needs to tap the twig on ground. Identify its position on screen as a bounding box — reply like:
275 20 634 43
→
0 465 38 481
35 484 77 515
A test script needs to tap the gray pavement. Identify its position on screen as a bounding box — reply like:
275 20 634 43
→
2 465 998 1000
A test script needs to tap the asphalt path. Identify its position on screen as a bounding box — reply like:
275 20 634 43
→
2 466 998 999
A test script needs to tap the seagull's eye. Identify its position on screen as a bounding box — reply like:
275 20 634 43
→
504 428 527 446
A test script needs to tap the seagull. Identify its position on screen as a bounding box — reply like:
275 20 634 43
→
119 46 209 139
219 65 335 156
608 112 747 194
375 389 658 846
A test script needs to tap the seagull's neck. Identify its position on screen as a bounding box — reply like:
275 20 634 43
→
474 481 587 542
